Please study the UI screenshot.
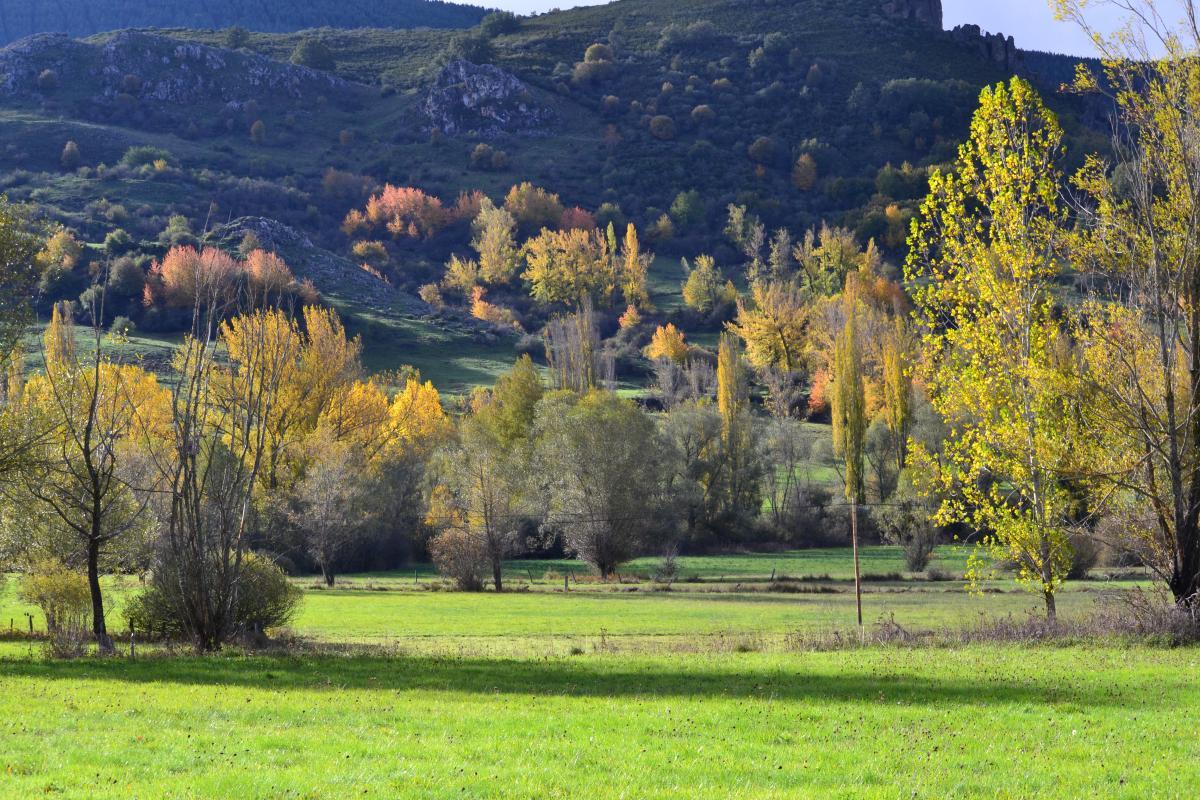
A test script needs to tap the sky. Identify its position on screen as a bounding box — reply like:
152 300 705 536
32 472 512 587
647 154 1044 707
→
460 0 1189 57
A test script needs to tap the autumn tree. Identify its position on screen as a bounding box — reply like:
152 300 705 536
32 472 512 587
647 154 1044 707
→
477 355 545 448
794 225 866 297
140 252 298 650
906 77 1078 621
880 317 914 475
544 302 613 393
716 332 761 523
285 430 372 586
725 204 766 284
504 182 565 232
20 303 168 652
60 141 81 170
645 324 689 364
681 255 726 314
351 186 450 240
523 227 614 307
621 223 652 309
0 208 47 501
472 198 519 284
728 281 811 374
1052 0 1200 606
767 229 794 281
831 295 866 626
792 153 818 191
430 412 528 591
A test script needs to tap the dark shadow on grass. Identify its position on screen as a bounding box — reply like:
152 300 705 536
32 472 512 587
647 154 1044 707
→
0 652 1152 709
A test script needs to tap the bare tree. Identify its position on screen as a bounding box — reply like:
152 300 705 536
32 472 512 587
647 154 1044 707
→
429 416 527 591
140 248 296 650
533 391 669 578
544 300 614 393
286 433 372 586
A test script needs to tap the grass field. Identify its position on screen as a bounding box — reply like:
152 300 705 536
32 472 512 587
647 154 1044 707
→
0 547 1183 798
0 644 1195 798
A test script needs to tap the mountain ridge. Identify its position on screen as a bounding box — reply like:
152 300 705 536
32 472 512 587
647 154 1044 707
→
0 0 488 45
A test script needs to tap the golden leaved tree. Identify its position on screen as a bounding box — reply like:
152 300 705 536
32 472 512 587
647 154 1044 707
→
906 77 1080 622
1055 0 1200 605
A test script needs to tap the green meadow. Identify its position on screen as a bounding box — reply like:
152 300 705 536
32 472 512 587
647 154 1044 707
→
0 547 1186 798
0 644 1194 798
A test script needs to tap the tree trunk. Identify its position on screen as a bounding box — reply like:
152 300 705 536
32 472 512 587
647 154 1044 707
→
1044 588 1057 625
86 537 113 654
492 559 503 592
850 502 863 630
322 566 335 587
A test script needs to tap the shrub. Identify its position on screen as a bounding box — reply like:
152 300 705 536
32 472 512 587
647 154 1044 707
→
444 32 494 64
875 473 939 571
792 154 819 191
418 283 445 310
109 315 135 337
120 146 174 169
1067 532 1101 580
127 553 302 641
429 528 488 591
20 560 90 636
469 143 508 171
225 26 251 50
60 140 81 170
480 11 521 37
250 119 266 144
584 43 614 63
594 202 626 231
103 229 134 256
657 20 718 52
670 190 704 228
572 59 615 85
290 38 335 71
649 115 676 141
36 69 58 92
748 136 777 165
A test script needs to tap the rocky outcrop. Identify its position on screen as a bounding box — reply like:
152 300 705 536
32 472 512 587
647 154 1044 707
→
951 25 1024 73
423 60 555 139
880 0 943 29
0 31 356 109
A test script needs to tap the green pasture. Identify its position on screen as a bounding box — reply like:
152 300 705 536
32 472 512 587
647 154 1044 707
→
0 645 1194 798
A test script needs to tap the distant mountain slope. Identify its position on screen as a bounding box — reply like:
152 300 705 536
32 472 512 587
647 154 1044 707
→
0 0 487 44
0 0 1113 391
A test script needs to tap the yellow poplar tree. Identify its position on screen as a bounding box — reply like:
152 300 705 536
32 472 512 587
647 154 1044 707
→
831 295 867 626
728 281 811 373
644 324 689 364
621 223 651 309
906 77 1078 621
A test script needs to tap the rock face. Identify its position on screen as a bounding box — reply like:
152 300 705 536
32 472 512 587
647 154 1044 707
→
951 25 1024 73
0 32 356 118
423 60 555 139
880 0 943 29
